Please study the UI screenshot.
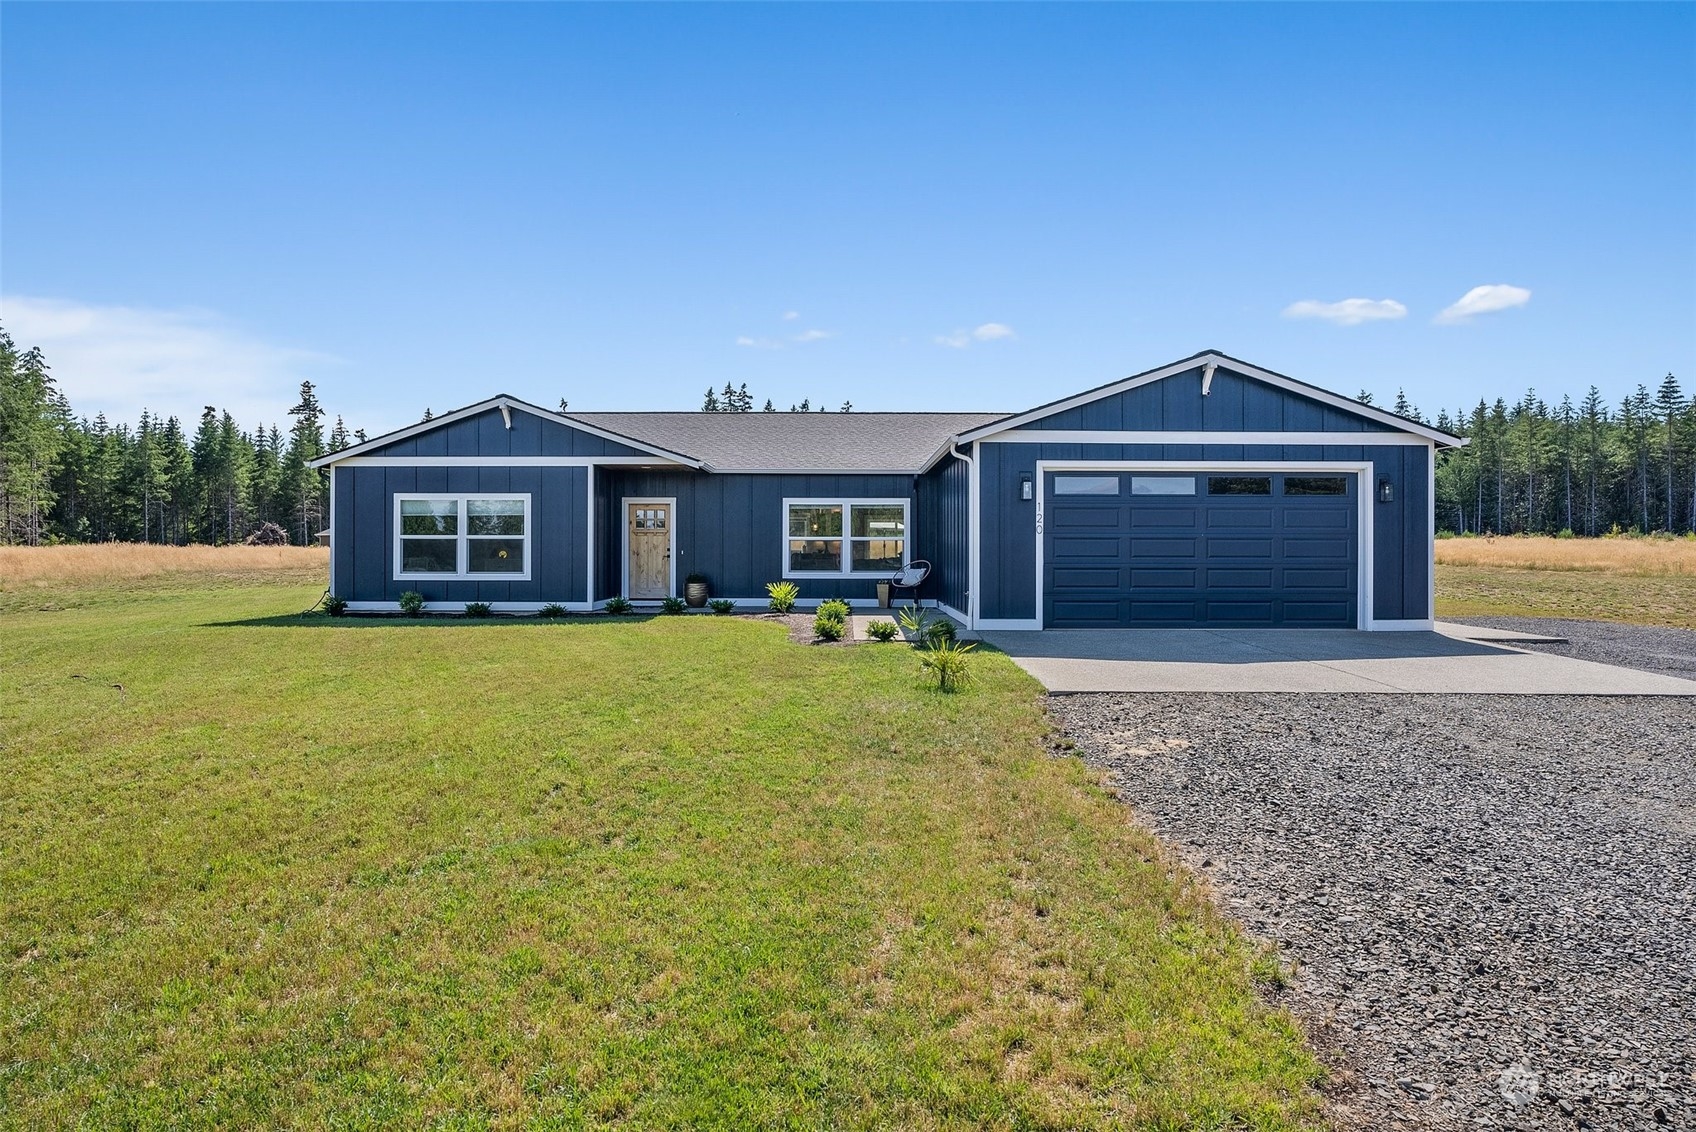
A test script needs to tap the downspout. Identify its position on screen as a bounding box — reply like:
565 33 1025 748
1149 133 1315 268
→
950 440 976 628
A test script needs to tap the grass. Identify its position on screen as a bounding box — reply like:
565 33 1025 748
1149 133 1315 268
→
1 550 1322 1129
1435 534 1696 628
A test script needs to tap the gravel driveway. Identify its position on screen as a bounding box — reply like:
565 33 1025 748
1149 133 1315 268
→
1048 693 1696 1131
1448 617 1696 682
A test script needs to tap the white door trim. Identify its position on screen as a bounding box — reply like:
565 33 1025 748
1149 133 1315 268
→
1034 460 1385 631
620 496 677 599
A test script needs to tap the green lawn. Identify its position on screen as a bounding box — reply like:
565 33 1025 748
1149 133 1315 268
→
1436 564 1696 629
2 567 1322 1130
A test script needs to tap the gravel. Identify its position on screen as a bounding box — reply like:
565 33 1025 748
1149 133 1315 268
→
1047 693 1696 1131
1448 617 1696 682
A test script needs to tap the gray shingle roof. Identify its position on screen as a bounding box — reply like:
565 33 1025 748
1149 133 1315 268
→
568 411 1007 472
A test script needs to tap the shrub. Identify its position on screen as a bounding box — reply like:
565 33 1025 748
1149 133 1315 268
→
896 604 928 643
865 619 898 642
708 598 736 614
464 601 493 617
919 639 977 692
660 595 687 614
398 591 426 615
766 581 799 614
538 603 568 618
924 618 958 645
685 572 708 585
322 594 348 616
604 596 633 614
814 610 846 641
1556 528 1575 539
817 598 852 620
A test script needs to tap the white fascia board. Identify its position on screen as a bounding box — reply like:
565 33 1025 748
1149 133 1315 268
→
954 352 1466 448
310 396 706 469
983 430 1438 447
335 456 684 467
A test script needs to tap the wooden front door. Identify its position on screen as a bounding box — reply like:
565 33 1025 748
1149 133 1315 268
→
626 502 672 599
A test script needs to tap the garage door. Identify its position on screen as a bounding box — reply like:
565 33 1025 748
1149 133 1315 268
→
1043 471 1358 628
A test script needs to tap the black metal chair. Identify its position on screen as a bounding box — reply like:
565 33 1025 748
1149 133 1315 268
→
889 560 931 605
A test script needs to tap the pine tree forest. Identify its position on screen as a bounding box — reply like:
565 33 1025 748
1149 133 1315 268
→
3 325 1693 545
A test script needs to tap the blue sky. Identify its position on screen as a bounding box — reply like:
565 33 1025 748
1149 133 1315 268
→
3 3 1692 434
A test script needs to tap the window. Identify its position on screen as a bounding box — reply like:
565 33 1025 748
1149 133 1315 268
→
396 495 529 579
1054 475 1121 496
1131 476 1197 496
1283 476 1349 497
1207 476 1272 496
784 499 908 577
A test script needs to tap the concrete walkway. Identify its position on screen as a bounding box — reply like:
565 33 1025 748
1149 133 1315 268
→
976 624 1696 695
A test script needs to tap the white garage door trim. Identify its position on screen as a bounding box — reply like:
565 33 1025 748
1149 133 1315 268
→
1022 460 1410 631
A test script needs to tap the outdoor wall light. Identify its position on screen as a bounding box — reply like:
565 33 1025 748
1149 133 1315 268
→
1377 476 1394 503
1020 474 1034 501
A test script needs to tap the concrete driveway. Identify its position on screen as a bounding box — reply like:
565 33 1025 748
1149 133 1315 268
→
976 622 1696 694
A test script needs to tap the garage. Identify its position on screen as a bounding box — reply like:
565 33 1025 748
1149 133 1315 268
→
1042 469 1360 628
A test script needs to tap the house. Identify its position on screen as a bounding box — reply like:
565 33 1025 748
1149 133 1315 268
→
311 349 1463 630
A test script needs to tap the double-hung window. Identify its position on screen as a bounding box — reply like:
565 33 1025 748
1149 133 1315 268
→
396 494 530 579
783 498 908 578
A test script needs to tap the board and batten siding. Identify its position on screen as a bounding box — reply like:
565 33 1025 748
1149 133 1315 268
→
351 406 650 459
976 364 1432 625
916 453 970 616
595 469 922 603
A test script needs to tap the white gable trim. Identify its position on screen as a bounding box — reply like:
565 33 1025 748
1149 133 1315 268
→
952 352 1465 448
310 396 705 469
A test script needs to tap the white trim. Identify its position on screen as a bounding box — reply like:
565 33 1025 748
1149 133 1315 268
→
499 403 512 429
953 352 1465 448
1426 440 1437 623
1033 460 1380 631
336 455 683 467
620 496 677 599
345 600 594 614
966 442 981 629
976 618 1043 631
934 600 969 624
780 497 912 581
310 395 706 469
393 493 533 582
328 465 338 597
1201 361 1217 396
694 467 927 476
1371 618 1437 632
982 429 1438 447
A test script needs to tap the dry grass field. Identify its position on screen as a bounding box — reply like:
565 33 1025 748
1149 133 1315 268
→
0 542 329 585
1435 535 1696 628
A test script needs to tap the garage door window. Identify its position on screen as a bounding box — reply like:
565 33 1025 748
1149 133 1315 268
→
1054 476 1121 495
1208 476 1272 496
1283 476 1349 496
1130 476 1195 495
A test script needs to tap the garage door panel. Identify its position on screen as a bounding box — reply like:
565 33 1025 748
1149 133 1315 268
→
1130 568 1197 588
1044 470 1357 628
1205 538 1274 559
1207 568 1274 589
1206 508 1275 529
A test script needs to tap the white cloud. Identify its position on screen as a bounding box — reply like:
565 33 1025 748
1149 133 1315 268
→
1281 298 1408 326
791 328 833 343
935 322 1016 348
1434 284 1531 325
781 310 800 321
735 335 783 349
0 294 339 426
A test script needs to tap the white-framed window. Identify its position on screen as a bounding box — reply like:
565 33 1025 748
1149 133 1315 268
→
782 497 909 578
395 494 531 580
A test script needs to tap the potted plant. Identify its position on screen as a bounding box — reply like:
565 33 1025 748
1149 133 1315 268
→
684 572 710 608
876 580 892 608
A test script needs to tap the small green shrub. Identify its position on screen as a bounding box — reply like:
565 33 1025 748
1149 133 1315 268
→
865 619 898 642
1556 528 1575 539
813 611 846 641
919 639 977 692
538 603 568 618
817 598 851 620
924 618 957 645
397 591 426 616
322 595 348 616
464 601 493 618
660 596 687 614
708 598 736 614
604 596 633 614
766 581 799 614
896 604 928 643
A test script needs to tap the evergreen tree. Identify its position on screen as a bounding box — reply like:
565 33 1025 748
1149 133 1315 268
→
763 399 775 412
702 387 721 412
285 381 327 544
0 332 68 544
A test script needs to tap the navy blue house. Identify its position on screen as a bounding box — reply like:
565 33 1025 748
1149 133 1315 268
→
313 350 1463 631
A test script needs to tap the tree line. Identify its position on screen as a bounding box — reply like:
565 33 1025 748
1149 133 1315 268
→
702 383 852 413
1401 377 1695 536
0 326 356 547
4 321 1691 545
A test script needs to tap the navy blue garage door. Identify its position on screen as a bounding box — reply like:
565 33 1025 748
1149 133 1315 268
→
1043 471 1358 628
